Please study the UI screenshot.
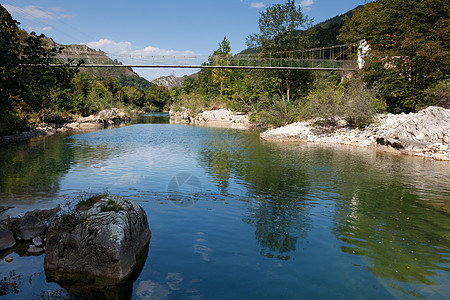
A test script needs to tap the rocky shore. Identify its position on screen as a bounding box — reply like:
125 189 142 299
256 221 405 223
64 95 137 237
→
0 108 131 146
170 107 250 129
261 106 450 161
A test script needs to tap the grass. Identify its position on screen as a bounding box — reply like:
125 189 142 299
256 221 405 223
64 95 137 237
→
75 192 109 210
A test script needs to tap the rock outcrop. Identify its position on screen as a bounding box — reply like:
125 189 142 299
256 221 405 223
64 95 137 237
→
376 106 450 152
151 75 184 90
261 106 450 161
44 195 151 283
170 107 250 129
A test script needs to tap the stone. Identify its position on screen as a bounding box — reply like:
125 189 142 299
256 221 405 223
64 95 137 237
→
28 245 44 254
4 256 13 262
378 106 450 149
44 196 151 283
433 153 450 161
0 230 15 251
32 236 43 247
11 215 46 240
0 206 14 214
26 207 60 221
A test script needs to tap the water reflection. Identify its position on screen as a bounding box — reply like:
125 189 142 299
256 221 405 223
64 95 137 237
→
45 243 149 300
0 135 75 202
329 152 450 297
199 130 313 260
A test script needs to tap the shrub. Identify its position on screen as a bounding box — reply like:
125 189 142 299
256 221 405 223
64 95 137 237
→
423 80 450 109
303 75 385 128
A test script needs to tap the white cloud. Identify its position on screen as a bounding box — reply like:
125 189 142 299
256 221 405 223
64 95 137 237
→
83 39 199 80
28 26 53 32
84 39 196 57
84 39 133 53
250 2 265 9
3 4 72 20
299 0 314 7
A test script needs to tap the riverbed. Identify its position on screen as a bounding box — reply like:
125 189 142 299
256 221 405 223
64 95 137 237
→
0 112 449 299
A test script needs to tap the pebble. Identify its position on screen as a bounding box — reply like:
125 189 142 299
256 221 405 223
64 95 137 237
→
32 236 43 247
4 256 13 263
28 245 44 254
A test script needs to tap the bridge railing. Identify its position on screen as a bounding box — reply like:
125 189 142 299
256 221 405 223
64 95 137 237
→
35 43 359 70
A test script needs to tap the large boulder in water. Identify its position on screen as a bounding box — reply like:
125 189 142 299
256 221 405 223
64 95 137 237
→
44 195 151 284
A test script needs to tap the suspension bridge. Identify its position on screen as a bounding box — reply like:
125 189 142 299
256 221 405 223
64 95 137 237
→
43 43 360 71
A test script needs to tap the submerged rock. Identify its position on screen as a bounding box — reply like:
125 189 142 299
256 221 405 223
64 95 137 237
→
44 195 151 283
0 230 15 251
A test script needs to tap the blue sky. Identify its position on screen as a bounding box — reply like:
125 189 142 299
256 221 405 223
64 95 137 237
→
2 0 367 79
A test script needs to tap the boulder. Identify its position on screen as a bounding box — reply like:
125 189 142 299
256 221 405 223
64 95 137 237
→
11 215 46 240
44 196 151 283
377 106 450 151
0 230 15 251
26 207 60 221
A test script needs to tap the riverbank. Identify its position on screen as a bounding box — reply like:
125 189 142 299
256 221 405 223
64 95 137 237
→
261 106 450 161
170 108 250 129
0 108 131 146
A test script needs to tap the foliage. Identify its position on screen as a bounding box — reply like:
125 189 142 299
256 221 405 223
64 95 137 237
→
304 73 384 128
246 0 313 52
0 5 76 126
338 0 450 111
422 80 450 109
212 37 233 95
101 199 124 212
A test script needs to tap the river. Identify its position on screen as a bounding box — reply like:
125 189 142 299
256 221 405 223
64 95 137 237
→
0 112 449 299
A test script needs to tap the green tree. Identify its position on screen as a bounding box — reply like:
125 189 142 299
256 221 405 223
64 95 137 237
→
212 36 232 95
246 0 313 52
339 0 450 112
0 5 75 131
246 0 314 111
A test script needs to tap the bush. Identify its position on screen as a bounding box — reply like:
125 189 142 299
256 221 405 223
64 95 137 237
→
303 75 385 128
423 80 450 109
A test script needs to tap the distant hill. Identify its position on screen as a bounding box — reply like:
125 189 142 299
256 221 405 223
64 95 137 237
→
311 4 364 47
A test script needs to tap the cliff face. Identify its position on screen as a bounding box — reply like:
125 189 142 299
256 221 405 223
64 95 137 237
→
151 75 183 90
43 37 138 79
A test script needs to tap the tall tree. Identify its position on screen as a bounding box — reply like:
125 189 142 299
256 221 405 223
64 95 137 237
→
339 0 450 111
246 0 314 108
212 36 232 95
246 0 313 52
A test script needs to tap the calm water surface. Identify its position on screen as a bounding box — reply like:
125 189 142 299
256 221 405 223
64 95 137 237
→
0 113 449 299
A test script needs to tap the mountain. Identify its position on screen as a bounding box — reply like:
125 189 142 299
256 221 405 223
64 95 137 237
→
151 75 184 90
42 37 139 80
312 4 364 47
151 73 198 90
